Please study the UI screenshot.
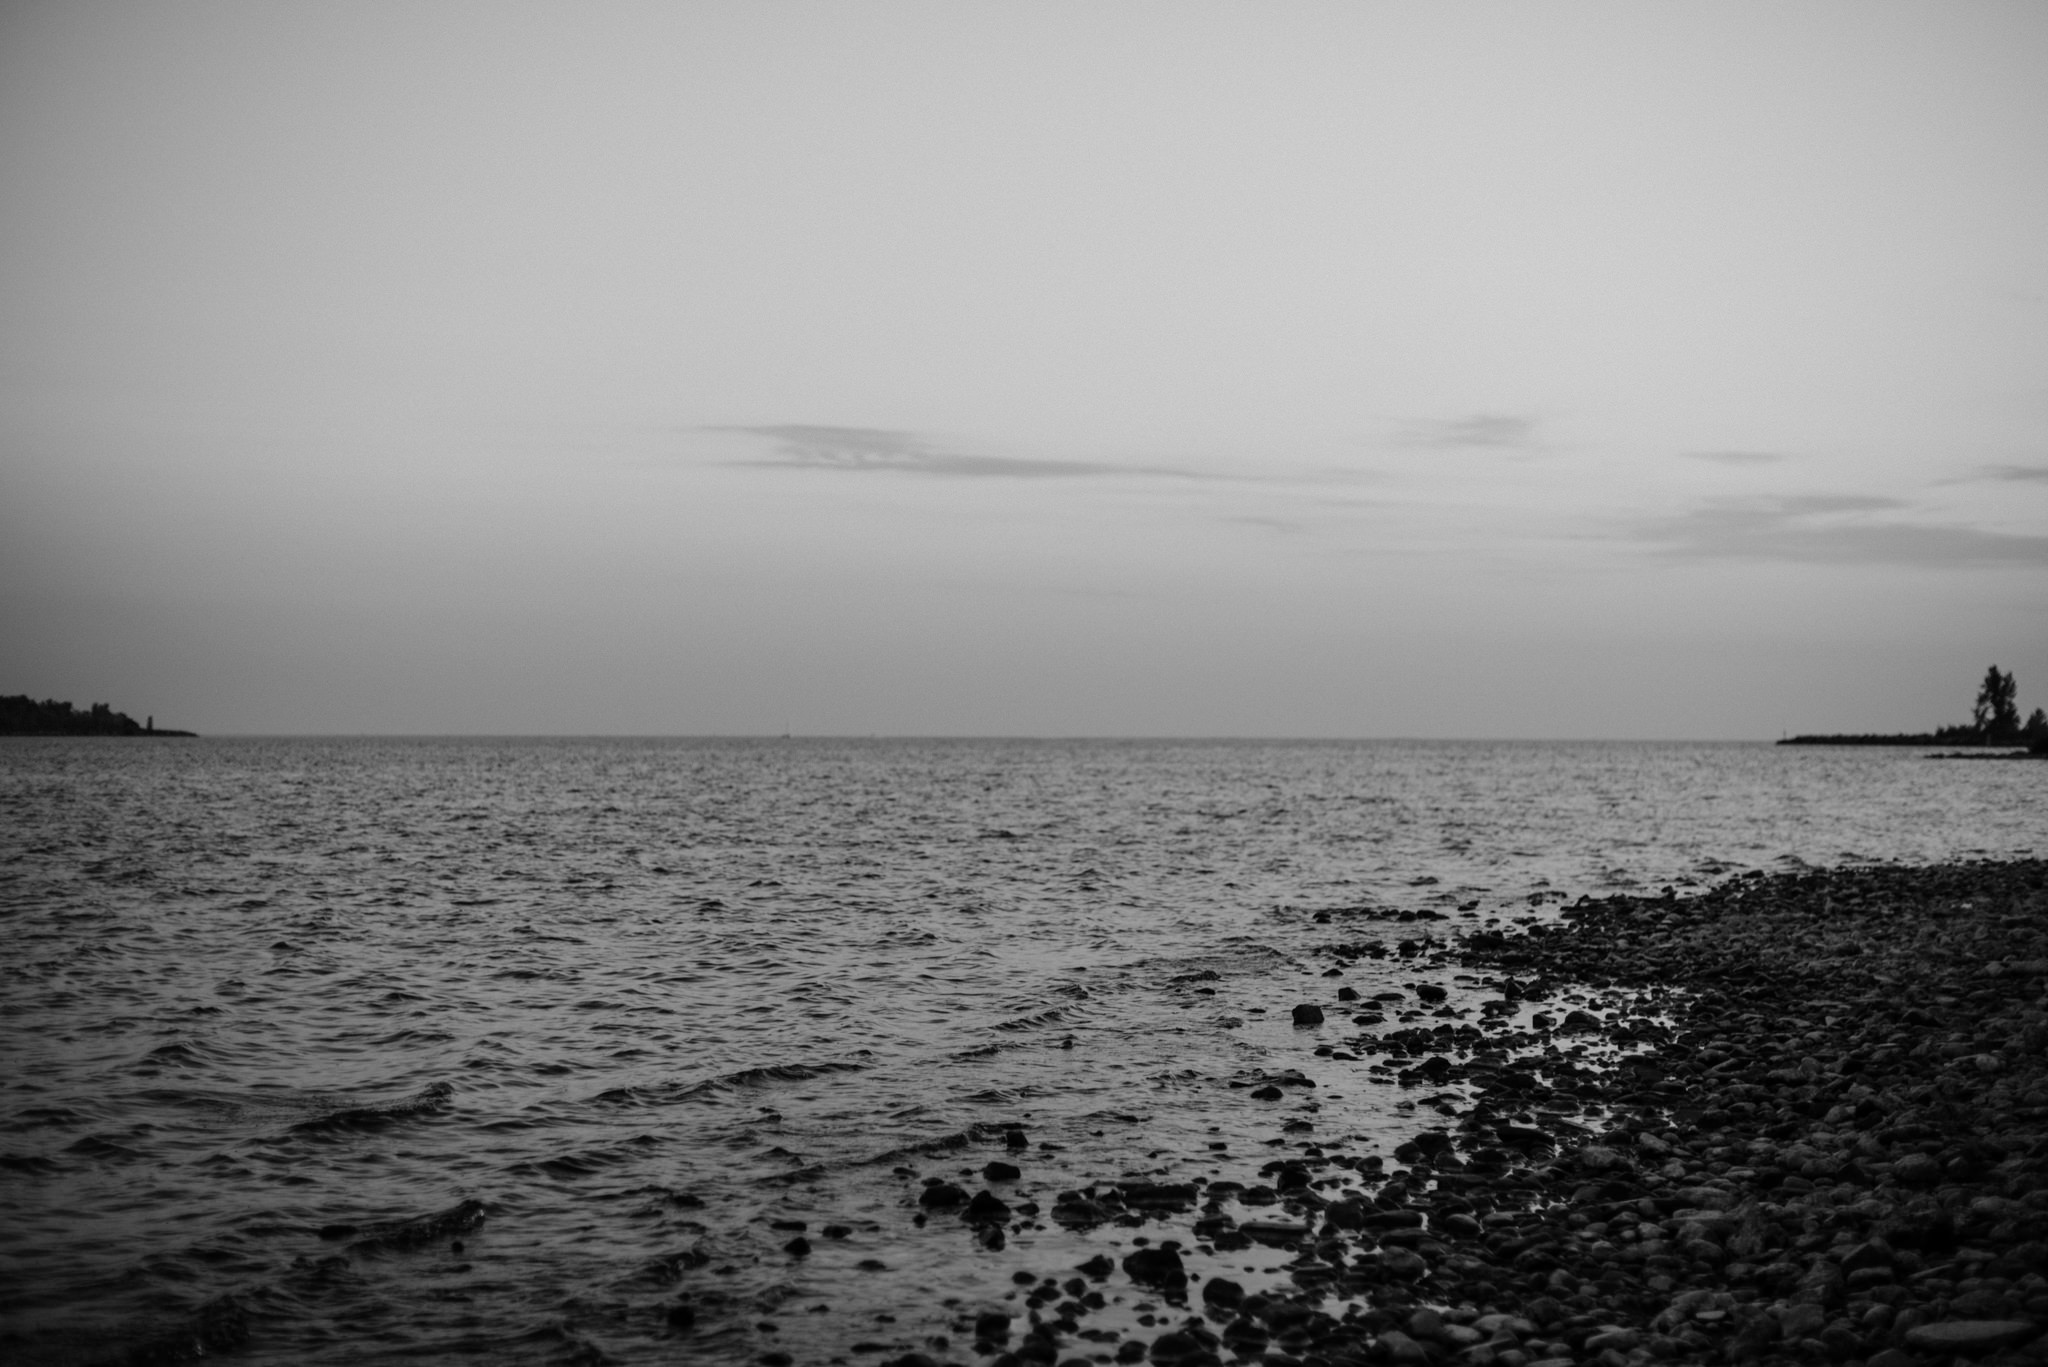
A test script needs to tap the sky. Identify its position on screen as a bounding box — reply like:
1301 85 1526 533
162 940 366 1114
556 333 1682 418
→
3 1 2045 737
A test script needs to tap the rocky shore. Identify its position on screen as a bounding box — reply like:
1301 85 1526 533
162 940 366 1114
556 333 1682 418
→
864 858 2048 1367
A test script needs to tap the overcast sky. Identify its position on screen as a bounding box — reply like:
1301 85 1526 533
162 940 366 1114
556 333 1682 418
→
3 2 2045 737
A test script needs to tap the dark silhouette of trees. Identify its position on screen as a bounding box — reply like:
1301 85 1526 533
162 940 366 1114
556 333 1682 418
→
1785 664 2041 749
0 696 193 736
1974 666 2021 743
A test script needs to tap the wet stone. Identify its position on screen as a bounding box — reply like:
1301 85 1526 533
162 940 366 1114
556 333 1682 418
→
1201 1276 1244 1310
1121 1245 1187 1288
1116 1180 1198 1209
964 1190 1011 1223
918 1181 967 1208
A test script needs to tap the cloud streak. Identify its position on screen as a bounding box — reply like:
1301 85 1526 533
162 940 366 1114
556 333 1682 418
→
1397 414 1541 450
719 425 1199 480
1636 495 2048 568
1683 450 1787 466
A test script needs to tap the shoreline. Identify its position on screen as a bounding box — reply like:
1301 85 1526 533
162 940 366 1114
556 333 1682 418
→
81 856 2048 1367
852 857 2048 1367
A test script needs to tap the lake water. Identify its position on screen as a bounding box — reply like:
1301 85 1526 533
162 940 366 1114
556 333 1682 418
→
1 738 2040 1365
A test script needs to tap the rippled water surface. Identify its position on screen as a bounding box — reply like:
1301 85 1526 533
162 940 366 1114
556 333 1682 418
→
1 738 2040 1364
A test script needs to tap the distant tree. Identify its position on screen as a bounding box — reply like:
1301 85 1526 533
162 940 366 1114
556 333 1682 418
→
2026 707 2048 743
1974 666 2021 742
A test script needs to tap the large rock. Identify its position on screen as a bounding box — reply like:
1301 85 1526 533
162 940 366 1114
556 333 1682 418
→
918 1182 967 1208
1775 1303 1826 1339
1380 1247 1429 1279
1116 1180 1198 1209
1374 1329 1431 1364
1292 1003 1325 1025
1200 1276 1244 1310
1892 1152 1942 1185
1902 1320 2038 1354
963 1190 1010 1223
1121 1245 1187 1288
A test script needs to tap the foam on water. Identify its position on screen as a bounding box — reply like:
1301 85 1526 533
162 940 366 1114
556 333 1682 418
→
0 738 2039 1364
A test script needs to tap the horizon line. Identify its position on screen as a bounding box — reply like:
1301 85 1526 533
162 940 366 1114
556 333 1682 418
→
11 732 1796 744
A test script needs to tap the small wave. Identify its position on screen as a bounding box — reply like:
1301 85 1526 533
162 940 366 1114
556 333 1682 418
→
755 1163 830 1187
0 1152 61 1173
593 1059 868 1107
289 1081 453 1134
347 1197 487 1254
1075 1108 1148 1126
1126 942 1290 982
961 1086 1050 1104
65 1134 145 1161
861 1121 1023 1168
510 1137 659 1178
366 1028 455 1046
86 1293 248 1367
628 1245 712 1286
991 1007 1071 1032
510 924 585 944
0 1104 88 1131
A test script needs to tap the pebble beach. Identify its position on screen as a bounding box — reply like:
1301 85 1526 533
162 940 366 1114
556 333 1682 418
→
825 857 2048 1367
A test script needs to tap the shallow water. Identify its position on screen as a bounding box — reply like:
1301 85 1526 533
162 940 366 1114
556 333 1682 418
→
0 738 2039 1364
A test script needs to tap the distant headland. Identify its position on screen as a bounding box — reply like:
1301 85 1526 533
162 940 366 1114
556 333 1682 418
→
1780 664 2048 753
1 695 196 737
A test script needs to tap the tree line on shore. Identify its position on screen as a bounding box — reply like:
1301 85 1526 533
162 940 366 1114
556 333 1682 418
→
0 695 194 736
1782 665 2048 750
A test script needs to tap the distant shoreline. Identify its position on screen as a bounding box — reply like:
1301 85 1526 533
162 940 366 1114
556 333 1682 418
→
0 730 198 738
1778 733 2028 748
0 695 196 737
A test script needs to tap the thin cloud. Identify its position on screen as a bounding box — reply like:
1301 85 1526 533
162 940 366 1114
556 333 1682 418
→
1983 463 2048 483
718 425 1196 480
1395 414 1541 450
1637 494 2048 568
1771 494 1902 515
1683 450 1786 466
1224 514 1307 535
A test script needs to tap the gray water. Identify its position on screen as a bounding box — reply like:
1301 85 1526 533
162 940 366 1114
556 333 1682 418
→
1 738 2040 1365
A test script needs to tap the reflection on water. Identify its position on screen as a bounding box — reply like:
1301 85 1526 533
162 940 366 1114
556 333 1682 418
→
0 739 2037 1363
